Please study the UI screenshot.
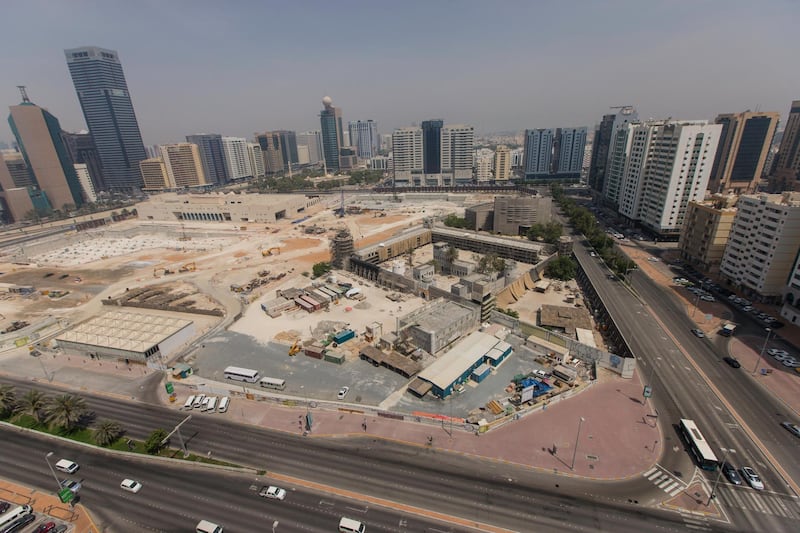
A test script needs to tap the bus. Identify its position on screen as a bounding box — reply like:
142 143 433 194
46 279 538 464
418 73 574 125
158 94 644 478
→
259 376 286 391
679 418 719 471
223 366 260 383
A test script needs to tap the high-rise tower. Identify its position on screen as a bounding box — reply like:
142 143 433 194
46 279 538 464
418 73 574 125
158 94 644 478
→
421 119 443 174
770 100 800 192
709 111 779 194
320 96 343 172
65 46 147 191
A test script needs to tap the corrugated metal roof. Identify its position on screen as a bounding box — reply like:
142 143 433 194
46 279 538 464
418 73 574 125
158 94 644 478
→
418 331 502 389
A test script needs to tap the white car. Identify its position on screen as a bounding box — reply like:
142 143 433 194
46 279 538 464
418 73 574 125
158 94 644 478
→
120 479 142 493
259 485 286 500
767 348 788 357
60 479 81 494
700 295 715 302
741 467 764 490
337 386 350 400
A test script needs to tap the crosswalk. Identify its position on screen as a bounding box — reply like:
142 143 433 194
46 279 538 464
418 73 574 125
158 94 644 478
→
680 514 714 531
642 465 685 497
716 487 800 519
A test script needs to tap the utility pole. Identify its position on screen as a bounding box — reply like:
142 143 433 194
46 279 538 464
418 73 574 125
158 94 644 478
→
163 415 192 458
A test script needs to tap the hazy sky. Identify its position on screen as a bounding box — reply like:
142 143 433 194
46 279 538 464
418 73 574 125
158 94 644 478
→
1 0 798 146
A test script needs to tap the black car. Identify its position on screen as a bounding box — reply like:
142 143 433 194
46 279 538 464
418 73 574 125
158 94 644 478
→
3 513 36 533
723 357 741 368
721 462 742 485
0 501 10 513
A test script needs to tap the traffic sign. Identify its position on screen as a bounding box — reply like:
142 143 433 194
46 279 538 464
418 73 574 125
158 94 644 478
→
58 487 74 503
165 382 174 394
643 385 652 398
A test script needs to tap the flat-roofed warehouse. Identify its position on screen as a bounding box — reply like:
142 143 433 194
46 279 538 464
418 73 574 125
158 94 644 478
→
55 310 195 363
136 191 320 223
398 298 480 354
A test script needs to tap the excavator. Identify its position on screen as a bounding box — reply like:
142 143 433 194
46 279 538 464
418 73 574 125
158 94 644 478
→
179 262 196 273
261 247 281 257
153 266 173 278
288 340 301 356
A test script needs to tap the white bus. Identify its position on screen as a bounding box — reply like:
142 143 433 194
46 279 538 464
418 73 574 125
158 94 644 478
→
223 366 260 383
259 377 286 391
0 505 32 529
679 418 719 471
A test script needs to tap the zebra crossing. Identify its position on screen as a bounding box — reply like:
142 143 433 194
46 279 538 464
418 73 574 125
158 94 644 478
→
716 487 800 519
679 514 714 531
642 465 685 497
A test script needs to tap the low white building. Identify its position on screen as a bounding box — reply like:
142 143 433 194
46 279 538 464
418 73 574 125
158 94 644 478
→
137 192 320 223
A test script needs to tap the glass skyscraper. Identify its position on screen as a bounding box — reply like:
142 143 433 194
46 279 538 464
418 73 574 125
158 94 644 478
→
65 46 147 192
320 96 343 172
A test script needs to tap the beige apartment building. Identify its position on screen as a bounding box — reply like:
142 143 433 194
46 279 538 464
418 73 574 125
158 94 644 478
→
494 145 511 181
160 143 207 188
139 158 170 190
678 197 737 274
709 111 779 194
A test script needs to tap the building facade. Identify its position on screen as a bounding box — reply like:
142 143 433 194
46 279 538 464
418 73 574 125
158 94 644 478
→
73 163 97 202
601 107 639 207
296 131 323 164
159 143 207 188
137 192 320 223
720 192 800 301
320 96 343 172
770 100 800 192
523 129 554 178
492 196 552 235
391 127 423 185
275 130 298 171
185 134 228 185
422 120 443 175
709 111 779 194
61 131 105 192
256 132 285 174
678 198 737 274
494 145 511 181
1 150 33 187
139 157 169 190
65 46 147 191
475 149 493 181
221 137 253 180
8 98 84 210
348 120 379 159
554 127 587 178
248 142 265 178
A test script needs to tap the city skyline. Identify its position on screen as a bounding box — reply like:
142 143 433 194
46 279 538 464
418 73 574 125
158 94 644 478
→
1 1 798 146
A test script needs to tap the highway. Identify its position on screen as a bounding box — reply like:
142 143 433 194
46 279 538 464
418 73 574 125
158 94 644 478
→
0 377 705 533
573 240 800 532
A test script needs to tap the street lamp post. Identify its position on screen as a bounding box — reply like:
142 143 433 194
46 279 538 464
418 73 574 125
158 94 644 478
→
752 328 772 375
708 447 734 505
44 452 61 490
570 417 585 471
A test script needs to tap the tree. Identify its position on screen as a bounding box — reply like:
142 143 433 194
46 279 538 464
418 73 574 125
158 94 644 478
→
312 262 332 278
0 385 16 417
18 389 48 424
443 214 468 229
94 419 124 447
527 222 563 244
545 256 577 281
477 253 506 275
45 394 88 431
145 429 169 454
497 308 519 319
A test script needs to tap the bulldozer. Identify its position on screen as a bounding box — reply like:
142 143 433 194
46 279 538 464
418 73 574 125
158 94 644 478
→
288 340 301 356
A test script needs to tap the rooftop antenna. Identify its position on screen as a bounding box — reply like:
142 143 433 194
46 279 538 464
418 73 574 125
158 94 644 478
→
17 85 30 103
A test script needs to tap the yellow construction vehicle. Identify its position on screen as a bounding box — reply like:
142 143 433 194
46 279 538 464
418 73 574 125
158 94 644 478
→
288 340 301 356
179 262 196 273
261 247 281 257
153 267 173 278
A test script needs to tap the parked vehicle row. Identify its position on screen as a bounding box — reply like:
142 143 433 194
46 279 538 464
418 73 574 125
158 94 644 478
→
182 394 230 413
767 348 800 368
721 463 765 490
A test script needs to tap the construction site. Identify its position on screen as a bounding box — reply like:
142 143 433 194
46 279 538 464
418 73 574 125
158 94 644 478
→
0 189 612 425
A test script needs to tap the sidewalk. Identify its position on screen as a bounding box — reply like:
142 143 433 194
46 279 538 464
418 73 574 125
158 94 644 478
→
0 478 99 532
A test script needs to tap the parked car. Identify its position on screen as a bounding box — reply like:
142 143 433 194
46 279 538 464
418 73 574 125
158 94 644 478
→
768 348 789 357
0 501 10 513
782 358 799 367
259 486 287 500
700 295 716 302
723 357 741 369
721 462 742 485
691 329 705 338
337 386 349 400
742 305 754 312
741 466 764 490
33 522 56 533
780 421 800 438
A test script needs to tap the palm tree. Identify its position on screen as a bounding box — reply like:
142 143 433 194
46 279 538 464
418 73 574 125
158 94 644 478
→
45 394 87 432
18 389 48 424
0 385 16 417
93 419 123 447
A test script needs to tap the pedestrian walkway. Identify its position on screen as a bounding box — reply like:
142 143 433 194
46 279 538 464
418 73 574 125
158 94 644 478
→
715 486 800 520
642 465 686 497
0 478 98 532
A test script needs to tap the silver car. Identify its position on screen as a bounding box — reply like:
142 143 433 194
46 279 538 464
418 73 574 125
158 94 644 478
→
741 467 764 490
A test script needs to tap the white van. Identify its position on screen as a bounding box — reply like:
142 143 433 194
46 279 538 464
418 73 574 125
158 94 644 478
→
55 459 80 474
204 397 217 412
192 394 206 408
0 505 32 529
339 517 365 533
196 519 223 533
183 395 196 410
217 396 230 413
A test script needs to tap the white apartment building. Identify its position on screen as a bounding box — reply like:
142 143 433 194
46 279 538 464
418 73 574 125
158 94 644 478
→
248 142 265 178
443 124 475 184
221 137 253 180
296 131 323 164
617 120 721 238
602 106 639 206
556 127 587 176
348 120 379 159
781 250 800 325
510 147 524 168
721 192 800 302
74 163 97 202
391 127 423 185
